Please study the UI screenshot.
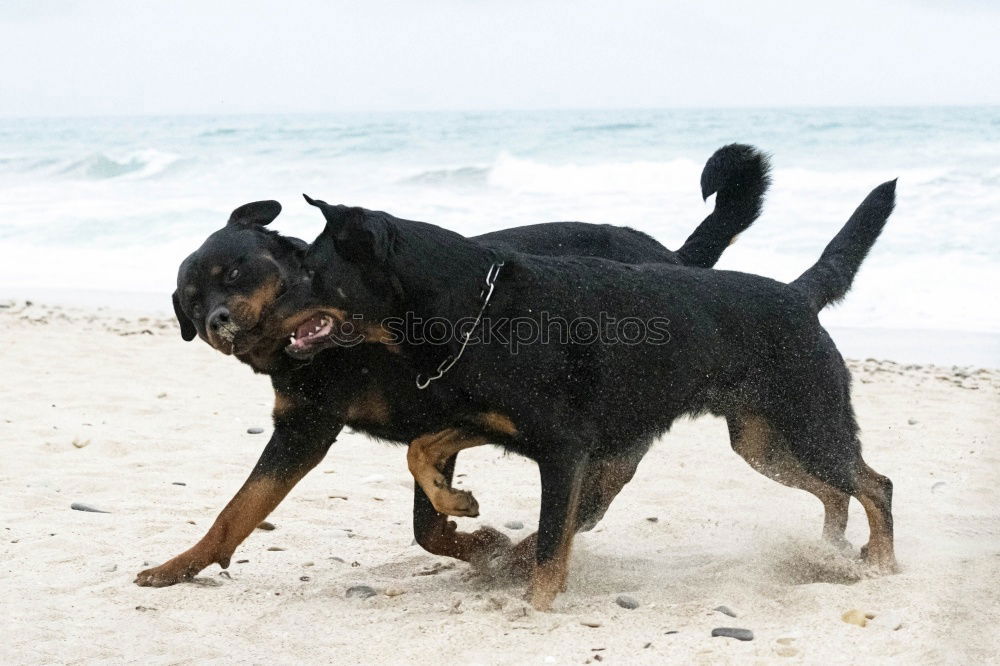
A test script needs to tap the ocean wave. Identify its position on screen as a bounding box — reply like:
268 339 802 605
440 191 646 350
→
197 127 240 138
58 149 183 180
400 166 489 186
571 122 652 132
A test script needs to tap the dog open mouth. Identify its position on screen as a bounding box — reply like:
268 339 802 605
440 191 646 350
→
284 310 349 358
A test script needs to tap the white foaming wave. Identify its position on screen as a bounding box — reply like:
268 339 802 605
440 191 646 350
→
56 148 184 180
486 152 702 195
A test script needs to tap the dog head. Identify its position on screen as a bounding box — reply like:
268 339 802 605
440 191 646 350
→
172 200 308 359
264 195 404 360
265 194 494 362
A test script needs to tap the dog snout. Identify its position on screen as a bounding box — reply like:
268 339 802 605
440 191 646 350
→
208 306 242 345
208 306 231 333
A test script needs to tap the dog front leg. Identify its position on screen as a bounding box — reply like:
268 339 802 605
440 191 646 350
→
407 429 489 517
526 454 587 611
135 417 337 587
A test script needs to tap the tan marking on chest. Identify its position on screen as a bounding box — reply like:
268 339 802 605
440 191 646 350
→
345 390 390 424
272 392 297 419
476 412 518 437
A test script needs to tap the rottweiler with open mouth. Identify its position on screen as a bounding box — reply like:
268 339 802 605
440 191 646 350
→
259 178 900 611
136 145 772 592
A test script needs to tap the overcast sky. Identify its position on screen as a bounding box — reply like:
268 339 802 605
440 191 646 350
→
1 0 998 117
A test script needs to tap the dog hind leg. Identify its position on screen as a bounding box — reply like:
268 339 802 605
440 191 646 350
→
411 452 512 567
854 459 898 572
728 414 852 549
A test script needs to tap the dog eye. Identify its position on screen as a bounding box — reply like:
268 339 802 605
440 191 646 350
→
226 267 240 283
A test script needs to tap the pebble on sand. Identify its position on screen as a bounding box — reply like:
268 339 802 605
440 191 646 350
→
384 586 406 597
645 516 659 523
615 594 639 609
256 521 276 531
841 609 874 627
580 620 602 628
713 605 737 617
711 627 753 641
71 502 110 513
247 427 265 434
504 520 524 530
346 585 377 599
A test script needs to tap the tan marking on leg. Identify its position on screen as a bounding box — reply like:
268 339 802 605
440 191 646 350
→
415 517 511 566
135 476 297 587
856 461 897 572
731 415 851 546
527 472 584 611
408 429 488 516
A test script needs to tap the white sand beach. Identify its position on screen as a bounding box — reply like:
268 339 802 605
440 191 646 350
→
2 300 999 664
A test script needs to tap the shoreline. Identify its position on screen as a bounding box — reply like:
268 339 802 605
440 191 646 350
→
3 289 997 369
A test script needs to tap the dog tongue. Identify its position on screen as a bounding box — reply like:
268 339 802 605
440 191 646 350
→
295 316 325 340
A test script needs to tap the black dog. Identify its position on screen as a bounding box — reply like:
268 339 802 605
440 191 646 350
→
264 178 899 611
135 145 771 588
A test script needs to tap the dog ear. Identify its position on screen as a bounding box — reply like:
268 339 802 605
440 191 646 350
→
172 291 197 341
304 195 388 261
228 200 282 226
303 193 351 240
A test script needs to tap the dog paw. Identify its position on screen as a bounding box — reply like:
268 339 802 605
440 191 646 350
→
436 488 480 517
859 542 899 574
134 557 205 587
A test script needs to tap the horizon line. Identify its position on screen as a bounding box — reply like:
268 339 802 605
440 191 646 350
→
1 102 998 122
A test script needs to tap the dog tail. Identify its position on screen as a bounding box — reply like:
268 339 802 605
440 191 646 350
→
791 179 897 312
676 144 772 268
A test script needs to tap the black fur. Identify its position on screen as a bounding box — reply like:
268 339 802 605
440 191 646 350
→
280 179 899 607
792 180 897 311
138 146 775 594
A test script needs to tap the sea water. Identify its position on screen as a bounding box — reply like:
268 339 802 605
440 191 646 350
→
1 107 997 348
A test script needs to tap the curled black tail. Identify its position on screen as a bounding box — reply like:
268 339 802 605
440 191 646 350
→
791 179 897 312
676 143 772 268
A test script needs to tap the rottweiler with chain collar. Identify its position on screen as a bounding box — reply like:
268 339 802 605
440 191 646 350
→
135 145 772 592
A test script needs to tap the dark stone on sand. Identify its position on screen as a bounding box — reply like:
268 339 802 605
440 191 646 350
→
346 584 377 599
172 482 186 486
299 576 311 582
645 516 659 523
71 502 109 513
712 627 753 641
907 418 918 425
615 594 639 609
714 605 737 617
504 520 524 530
257 521 276 531
247 427 265 434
